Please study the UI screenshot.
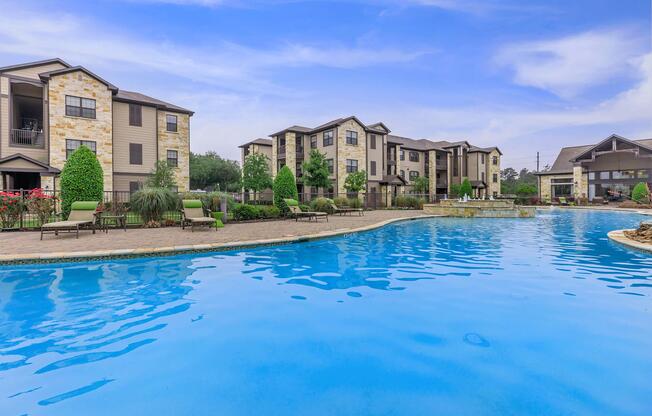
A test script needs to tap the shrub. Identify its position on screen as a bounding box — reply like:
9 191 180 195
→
273 165 298 215
60 145 104 216
460 178 472 198
0 191 23 229
333 196 350 207
299 204 311 212
348 197 362 209
200 191 236 212
632 182 650 204
449 183 462 198
310 197 334 214
146 160 177 189
259 205 280 219
26 188 56 225
395 195 421 209
130 187 179 224
232 204 262 221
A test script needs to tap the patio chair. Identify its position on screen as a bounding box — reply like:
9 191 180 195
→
40 201 99 240
284 199 328 222
181 199 217 231
558 197 570 206
330 203 364 216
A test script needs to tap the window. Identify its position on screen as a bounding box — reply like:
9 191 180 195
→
400 170 405 178
279 136 286 146
409 171 419 181
436 153 441 160
129 143 143 165
129 181 142 193
66 139 96 159
492 156 498 165
346 159 358 173
65 95 96 119
327 159 334 174
612 170 635 179
310 135 317 149
370 161 376 176
638 170 649 179
129 104 142 126
370 134 376 149
588 172 596 180
493 173 498 183
400 150 405 161
346 130 358 145
409 151 419 162
481 154 485 164
323 130 334 146
166 114 178 132
167 150 178 167
599 171 610 180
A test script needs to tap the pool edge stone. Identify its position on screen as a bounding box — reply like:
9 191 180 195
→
608 230 652 254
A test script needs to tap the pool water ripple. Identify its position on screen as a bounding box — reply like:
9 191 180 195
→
1 209 651 415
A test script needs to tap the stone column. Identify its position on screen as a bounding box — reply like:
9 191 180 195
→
271 137 278 178
573 166 587 199
428 150 436 201
285 132 296 177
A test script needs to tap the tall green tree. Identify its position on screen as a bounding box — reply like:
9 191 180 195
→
189 151 241 191
302 150 331 192
147 160 177 189
273 165 299 214
242 153 273 201
344 170 367 195
460 178 472 197
60 145 104 215
412 176 429 194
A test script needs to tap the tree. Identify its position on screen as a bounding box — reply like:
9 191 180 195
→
60 145 104 215
460 178 472 197
242 153 273 201
412 176 429 194
147 160 177 189
273 165 298 214
302 150 331 191
515 183 537 196
344 170 367 195
449 183 462 198
190 151 241 191
632 182 650 204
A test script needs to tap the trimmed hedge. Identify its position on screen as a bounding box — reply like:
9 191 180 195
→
632 182 650 204
60 145 104 216
273 165 298 215
232 203 281 221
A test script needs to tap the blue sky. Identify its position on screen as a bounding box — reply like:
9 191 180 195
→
0 0 650 169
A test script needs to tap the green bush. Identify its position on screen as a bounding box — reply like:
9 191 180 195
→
259 205 280 219
60 145 104 216
347 197 362 209
333 196 350 207
632 182 650 204
232 204 261 221
299 204 311 212
130 187 179 224
273 165 298 215
200 191 236 212
460 178 472 198
310 197 334 214
395 195 422 209
449 183 462 198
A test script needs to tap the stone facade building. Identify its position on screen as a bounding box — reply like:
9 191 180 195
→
240 116 502 202
536 134 652 202
0 58 193 193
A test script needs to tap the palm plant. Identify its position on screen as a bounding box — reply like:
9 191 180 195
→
130 187 179 225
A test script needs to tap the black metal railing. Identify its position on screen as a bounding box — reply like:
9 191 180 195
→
11 129 45 147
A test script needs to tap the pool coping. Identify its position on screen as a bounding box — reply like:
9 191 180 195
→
607 230 652 254
0 214 442 265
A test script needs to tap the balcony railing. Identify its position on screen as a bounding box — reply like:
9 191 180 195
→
11 129 44 147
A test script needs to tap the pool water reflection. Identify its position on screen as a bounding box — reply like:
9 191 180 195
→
1 209 651 415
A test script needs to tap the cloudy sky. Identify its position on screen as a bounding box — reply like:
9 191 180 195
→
0 0 650 169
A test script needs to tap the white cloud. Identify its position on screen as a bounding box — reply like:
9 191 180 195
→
496 28 647 98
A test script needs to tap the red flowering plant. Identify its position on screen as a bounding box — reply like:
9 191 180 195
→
26 188 57 226
0 191 24 229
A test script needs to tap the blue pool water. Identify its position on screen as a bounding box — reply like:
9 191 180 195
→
1 209 651 415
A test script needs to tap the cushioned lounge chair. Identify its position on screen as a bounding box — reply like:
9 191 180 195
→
41 201 99 240
284 199 328 222
558 197 570 206
181 199 217 231
330 203 363 216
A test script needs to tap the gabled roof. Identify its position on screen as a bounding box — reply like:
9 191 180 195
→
387 135 451 152
271 116 388 137
367 122 391 133
115 90 194 115
239 138 273 148
270 125 312 137
39 66 118 93
0 58 70 73
469 145 503 155
380 174 408 185
569 134 652 162
0 153 60 173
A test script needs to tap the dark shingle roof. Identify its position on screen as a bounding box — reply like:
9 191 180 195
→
0 58 70 73
387 135 452 152
115 90 194 115
239 138 272 148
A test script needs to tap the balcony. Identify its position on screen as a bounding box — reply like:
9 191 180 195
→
11 129 45 148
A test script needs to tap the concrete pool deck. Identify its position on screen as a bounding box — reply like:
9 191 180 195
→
0 210 434 264
608 230 652 254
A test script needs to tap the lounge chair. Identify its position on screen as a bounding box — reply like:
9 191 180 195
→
558 197 569 206
181 199 217 231
330 203 363 216
41 201 99 240
284 199 328 222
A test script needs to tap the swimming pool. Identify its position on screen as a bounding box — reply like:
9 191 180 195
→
1 209 651 415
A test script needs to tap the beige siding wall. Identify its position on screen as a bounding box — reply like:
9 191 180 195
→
113 102 157 174
3 63 68 80
157 110 190 192
113 173 150 192
48 71 114 191
0 76 8 159
467 153 479 181
336 119 366 194
400 149 424 185
367 132 384 182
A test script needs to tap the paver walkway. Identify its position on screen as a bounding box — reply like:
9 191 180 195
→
0 210 429 261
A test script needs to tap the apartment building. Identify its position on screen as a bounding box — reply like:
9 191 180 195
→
536 134 652 201
0 58 193 193
240 116 501 201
